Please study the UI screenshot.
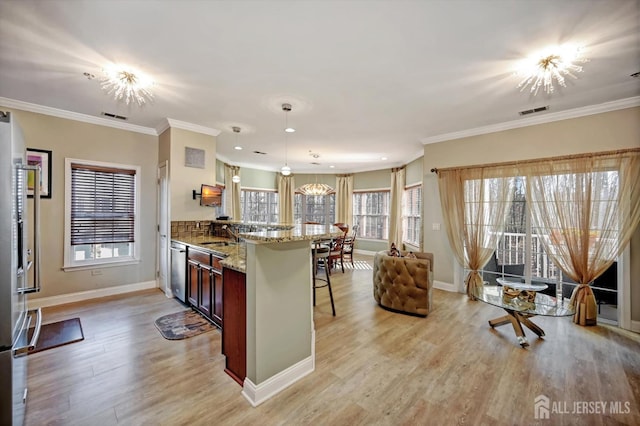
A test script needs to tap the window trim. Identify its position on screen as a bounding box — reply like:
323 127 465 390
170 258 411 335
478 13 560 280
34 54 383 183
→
402 184 422 247
294 192 336 228
63 158 141 271
352 189 390 241
240 188 279 224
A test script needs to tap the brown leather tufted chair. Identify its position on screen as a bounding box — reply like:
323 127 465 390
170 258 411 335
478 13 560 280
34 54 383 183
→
373 250 434 317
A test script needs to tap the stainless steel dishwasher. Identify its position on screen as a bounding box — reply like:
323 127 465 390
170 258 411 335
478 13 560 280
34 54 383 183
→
170 242 187 304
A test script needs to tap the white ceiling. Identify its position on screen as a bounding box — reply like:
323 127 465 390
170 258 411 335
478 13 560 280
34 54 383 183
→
1 0 639 174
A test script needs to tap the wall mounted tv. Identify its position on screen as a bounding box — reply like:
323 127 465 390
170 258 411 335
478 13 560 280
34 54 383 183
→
199 184 222 207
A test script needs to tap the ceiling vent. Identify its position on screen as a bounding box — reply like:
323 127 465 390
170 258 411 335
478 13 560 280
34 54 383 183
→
101 112 128 120
631 71 640 78
310 162 321 165
253 150 267 155
518 106 549 116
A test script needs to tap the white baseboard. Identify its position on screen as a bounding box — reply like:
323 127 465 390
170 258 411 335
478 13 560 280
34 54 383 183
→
354 248 377 256
27 280 158 309
434 280 457 292
631 320 640 333
242 329 316 407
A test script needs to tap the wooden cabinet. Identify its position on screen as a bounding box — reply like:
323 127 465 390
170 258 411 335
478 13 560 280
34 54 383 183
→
187 247 224 328
222 267 246 385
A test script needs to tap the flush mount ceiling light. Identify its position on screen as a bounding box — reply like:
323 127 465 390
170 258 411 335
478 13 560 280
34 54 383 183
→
515 44 587 95
281 103 293 176
101 63 154 106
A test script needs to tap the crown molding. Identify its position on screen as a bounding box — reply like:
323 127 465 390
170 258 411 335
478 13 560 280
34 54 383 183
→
163 118 221 137
0 97 158 136
421 96 640 145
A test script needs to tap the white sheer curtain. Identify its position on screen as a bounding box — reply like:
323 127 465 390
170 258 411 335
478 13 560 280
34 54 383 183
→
523 150 640 325
335 174 353 225
437 167 516 299
223 164 241 220
278 174 295 224
388 167 405 248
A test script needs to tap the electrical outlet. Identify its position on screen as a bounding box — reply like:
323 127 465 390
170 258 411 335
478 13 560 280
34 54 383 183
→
432 223 441 231
91 269 102 276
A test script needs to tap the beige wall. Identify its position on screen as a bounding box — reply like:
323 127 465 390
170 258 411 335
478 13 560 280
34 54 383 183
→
3 107 158 299
405 156 423 186
168 128 218 221
423 106 640 319
241 168 278 190
353 169 389 190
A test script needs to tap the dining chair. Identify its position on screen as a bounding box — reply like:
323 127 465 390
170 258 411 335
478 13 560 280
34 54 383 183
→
342 235 355 268
328 236 345 274
333 222 349 236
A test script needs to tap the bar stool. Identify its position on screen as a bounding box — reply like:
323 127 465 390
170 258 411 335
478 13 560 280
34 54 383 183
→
312 244 336 316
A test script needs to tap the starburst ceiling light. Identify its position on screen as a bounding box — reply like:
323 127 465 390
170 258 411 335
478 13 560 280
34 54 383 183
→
516 44 587 95
101 64 154 106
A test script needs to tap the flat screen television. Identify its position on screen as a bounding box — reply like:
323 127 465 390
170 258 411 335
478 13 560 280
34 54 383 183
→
200 184 222 207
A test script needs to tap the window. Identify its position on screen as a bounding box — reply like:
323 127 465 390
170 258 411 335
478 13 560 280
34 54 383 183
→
294 193 335 226
477 174 619 322
64 159 140 269
353 191 389 240
402 185 421 246
240 189 278 223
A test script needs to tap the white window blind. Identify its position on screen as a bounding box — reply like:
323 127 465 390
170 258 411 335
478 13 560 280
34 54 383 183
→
70 163 136 246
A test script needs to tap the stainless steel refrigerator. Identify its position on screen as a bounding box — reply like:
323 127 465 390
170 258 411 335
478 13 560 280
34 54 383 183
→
0 111 42 425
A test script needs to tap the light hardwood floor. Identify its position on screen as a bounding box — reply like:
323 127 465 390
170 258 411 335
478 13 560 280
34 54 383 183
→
26 255 640 425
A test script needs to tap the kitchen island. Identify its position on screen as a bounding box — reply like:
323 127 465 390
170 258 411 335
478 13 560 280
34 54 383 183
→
173 223 342 407
237 224 342 406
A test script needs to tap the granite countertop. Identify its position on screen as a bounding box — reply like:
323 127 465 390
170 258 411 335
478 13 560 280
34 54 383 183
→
211 220 295 231
171 236 246 273
173 224 342 271
238 224 343 243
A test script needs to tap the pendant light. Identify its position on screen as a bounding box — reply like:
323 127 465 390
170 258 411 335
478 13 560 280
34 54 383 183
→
280 103 292 176
231 127 241 183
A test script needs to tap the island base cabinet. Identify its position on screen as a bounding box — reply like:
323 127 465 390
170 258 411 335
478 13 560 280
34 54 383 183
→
222 267 246 385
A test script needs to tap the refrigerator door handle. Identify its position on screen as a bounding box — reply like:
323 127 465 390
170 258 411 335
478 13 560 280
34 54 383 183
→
16 164 41 294
14 308 42 357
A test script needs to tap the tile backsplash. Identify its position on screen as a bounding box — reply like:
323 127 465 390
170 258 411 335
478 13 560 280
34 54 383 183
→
171 220 213 238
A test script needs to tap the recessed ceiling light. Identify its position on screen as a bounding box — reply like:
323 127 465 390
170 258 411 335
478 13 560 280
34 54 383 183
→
381 157 388 161
234 146 243 150
285 127 296 133
329 165 335 169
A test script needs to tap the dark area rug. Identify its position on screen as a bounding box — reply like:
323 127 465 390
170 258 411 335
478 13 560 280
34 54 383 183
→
154 310 217 340
28 317 84 354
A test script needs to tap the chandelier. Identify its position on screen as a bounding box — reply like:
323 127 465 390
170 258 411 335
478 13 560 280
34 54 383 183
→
101 64 154 106
516 44 587 95
297 182 334 196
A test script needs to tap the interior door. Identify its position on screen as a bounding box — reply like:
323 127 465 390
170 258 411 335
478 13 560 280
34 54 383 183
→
157 162 170 297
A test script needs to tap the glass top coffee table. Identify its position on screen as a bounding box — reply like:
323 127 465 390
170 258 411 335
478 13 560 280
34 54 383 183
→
473 285 574 348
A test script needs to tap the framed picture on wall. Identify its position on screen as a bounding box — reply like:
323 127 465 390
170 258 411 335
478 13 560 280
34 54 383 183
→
26 148 52 198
